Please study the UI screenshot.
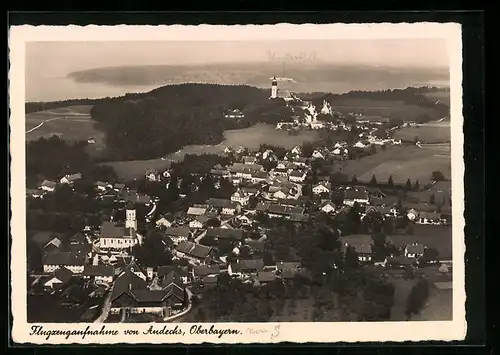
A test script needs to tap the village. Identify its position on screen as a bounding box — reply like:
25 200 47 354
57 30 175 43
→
26 120 453 322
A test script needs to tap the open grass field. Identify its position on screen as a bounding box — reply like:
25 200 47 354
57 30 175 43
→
339 145 451 185
393 121 451 144
101 158 173 182
25 105 105 156
423 91 450 106
328 97 442 121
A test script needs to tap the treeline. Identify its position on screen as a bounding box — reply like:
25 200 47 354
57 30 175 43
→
89 84 291 161
26 136 118 187
25 98 107 114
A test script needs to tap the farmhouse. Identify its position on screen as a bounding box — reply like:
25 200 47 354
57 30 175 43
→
113 183 126 192
257 271 277 284
312 181 331 195
416 212 446 225
164 227 191 244
158 266 191 285
229 163 264 179
189 215 209 229
206 198 241 215
60 173 82 185
156 214 176 228
43 267 73 289
205 227 245 242
231 189 250 205
40 180 57 192
242 156 258 165
319 200 336 214
187 205 208 216
42 251 86 274
192 265 221 280
228 259 265 277
340 238 373 262
175 241 213 265
109 270 186 317
224 109 245 119
267 204 305 219
404 243 425 259
276 261 301 279
385 256 417 268
82 265 114 284
288 170 308 183
44 237 63 253
145 169 161 182
343 189 369 206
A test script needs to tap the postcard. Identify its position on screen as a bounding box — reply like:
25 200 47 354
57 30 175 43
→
9 23 465 344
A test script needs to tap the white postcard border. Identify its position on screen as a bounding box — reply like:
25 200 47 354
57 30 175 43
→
10 23 466 344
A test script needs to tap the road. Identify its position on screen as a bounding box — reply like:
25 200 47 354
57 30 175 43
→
94 284 114 323
25 117 65 134
163 288 193 322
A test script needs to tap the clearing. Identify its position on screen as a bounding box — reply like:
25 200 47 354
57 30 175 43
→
393 121 451 144
25 105 105 156
389 224 453 259
338 145 451 185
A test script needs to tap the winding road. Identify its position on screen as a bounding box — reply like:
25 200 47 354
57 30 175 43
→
25 117 65 134
163 288 193 322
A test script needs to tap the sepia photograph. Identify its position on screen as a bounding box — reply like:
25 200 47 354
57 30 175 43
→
10 23 465 344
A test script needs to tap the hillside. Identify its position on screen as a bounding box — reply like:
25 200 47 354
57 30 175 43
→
88 84 291 160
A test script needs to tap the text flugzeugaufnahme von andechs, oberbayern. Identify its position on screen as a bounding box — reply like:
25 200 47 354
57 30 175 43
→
30 325 241 340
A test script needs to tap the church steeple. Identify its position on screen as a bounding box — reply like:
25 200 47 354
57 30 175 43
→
270 75 278 99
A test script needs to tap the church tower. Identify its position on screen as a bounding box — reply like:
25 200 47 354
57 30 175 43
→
270 76 278 99
125 202 137 231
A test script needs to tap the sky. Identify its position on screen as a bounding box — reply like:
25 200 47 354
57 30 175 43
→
26 39 449 78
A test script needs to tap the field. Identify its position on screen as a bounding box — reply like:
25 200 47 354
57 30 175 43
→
423 91 450 106
328 97 442 122
390 224 453 259
339 145 451 185
102 123 321 181
393 120 451 144
25 105 105 156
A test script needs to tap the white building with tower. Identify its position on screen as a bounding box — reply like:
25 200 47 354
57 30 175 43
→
99 202 141 250
126 202 138 230
270 76 278 99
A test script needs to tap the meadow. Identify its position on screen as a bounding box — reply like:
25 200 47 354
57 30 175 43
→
393 120 451 144
328 97 442 122
25 105 106 157
339 145 451 185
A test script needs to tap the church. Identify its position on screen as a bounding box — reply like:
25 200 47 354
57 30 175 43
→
99 202 141 250
269 76 294 101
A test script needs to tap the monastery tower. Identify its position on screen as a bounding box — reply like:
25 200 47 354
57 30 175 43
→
125 202 137 231
270 76 278 99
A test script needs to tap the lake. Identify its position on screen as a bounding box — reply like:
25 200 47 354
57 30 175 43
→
103 123 320 181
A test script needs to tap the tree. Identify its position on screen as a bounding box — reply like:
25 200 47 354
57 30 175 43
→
405 279 430 318
361 280 395 321
301 184 312 196
351 175 358 184
132 231 173 267
344 246 359 268
429 193 436 204
413 180 420 191
405 179 412 190
420 247 440 265
388 175 394 188
370 175 378 186
431 171 445 182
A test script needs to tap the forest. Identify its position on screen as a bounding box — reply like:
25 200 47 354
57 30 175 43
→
88 84 291 161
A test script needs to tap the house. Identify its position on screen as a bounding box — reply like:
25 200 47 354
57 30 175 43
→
109 270 186 317
26 188 44 198
192 265 221 280
231 189 250 205
119 258 148 281
44 267 73 289
175 241 213 265
164 227 191 244
416 212 445 225
40 180 57 192
99 221 139 250
319 200 336 214
312 149 327 160
156 214 175 228
187 205 208 216
113 183 126 192
343 189 369 206
60 173 82 185
202 275 219 288
95 181 111 192
87 137 96 144
236 214 253 226
354 141 367 149
162 170 171 179
406 208 419 221
340 240 373 262
267 204 305 219
158 266 190 285
145 169 161 182
291 145 302 156
250 171 268 183
205 227 245 242
312 181 331 195
273 186 298 200
257 271 276 284
82 265 114 284
404 243 425 259
44 237 63 253
242 156 258 165
276 261 301 279
42 252 86 274
228 259 265 277
68 233 92 256
363 206 398 219
189 215 209 229
224 109 245 119
288 170 308 183
206 198 241 215
229 163 264 180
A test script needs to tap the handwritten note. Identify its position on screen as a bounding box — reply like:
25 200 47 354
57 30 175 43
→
267 50 318 63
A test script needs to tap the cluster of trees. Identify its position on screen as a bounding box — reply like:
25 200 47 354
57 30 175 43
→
26 136 118 188
89 84 293 161
132 229 173 268
405 279 431 319
25 98 105 114
368 174 422 191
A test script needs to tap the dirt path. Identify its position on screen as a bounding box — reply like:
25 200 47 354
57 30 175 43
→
25 117 65 134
